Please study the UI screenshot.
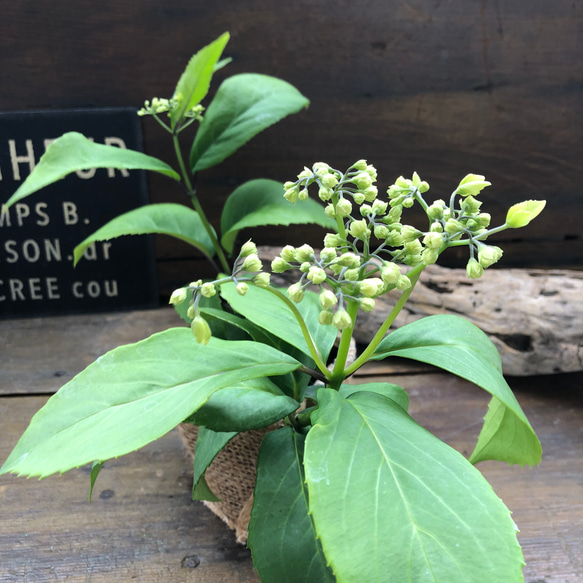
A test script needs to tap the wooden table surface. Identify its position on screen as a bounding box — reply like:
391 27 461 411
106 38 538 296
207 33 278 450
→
1 309 582 582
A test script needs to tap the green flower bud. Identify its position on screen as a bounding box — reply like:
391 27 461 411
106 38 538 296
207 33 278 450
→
352 159 368 171
319 289 338 309
466 257 484 279
354 172 373 189
365 164 378 181
318 186 334 201
359 297 376 312
284 187 299 203
319 310 334 326
236 282 249 296
422 248 439 266
253 272 271 288
242 254 262 272
329 263 344 276
475 213 491 228
343 268 360 281
186 303 196 320
299 262 311 273
240 240 257 257
371 199 388 215
381 262 401 285
477 245 503 268
283 181 296 190
336 198 353 217
404 253 423 267
324 204 336 218
387 206 402 223
461 196 482 215
321 173 339 188
429 222 444 233
402 197 415 209
505 200 546 228
427 200 446 220
313 162 330 176
401 226 423 243
320 247 337 263
404 240 423 255
396 275 412 290
298 167 312 180
280 245 296 262
307 266 327 284
386 231 404 247
359 204 373 217
271 257 291 273
445 219 464 235
352 193 366 205
333 308 352 331
287 283 305 303
395 176 411 189
374 224 391 240
323 233 343 248
456 174 491 197
362 186 378 202
334 252 361 268
360 278 384 298
298 189 309 201
296 244 315 262
169 287 188 306
349 219 370 240
191 315 211 346
200 282 217 298
423 232 444 249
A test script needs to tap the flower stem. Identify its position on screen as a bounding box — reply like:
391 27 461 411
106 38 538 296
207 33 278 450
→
172 132 231 274
329 299 359 389
344 262 425 376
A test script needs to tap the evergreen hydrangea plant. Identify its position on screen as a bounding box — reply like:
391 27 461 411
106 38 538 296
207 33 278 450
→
1 32 546 583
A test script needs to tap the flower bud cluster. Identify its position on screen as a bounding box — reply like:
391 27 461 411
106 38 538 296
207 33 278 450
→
169 239 270 344
137 97 204 122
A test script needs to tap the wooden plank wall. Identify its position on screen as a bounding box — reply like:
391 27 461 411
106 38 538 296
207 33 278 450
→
1 1 581 295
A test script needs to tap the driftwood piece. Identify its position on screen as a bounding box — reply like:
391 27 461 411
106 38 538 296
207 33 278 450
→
260 247 583 376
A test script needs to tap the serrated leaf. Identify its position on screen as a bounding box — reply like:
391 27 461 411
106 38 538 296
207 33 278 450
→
305 389 525 583
186 377 299 432
170 32 230 126
190 73 309 172
248 427 335 583
5 132 180 207
73 203 216 265
220 283 337 363
192 427 237 501
372 314 541 466
220 179 336 254
0 331 300 478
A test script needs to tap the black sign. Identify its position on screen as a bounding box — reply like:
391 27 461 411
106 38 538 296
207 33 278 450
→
0 108 158 318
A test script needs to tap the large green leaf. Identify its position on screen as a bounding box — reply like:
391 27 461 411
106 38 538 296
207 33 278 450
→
372 314 541 466
186 377 299 432
339 381 409 412
5 132 180 207
192 427 236 501
170 32 230 127
190 73 309 172
0 331 300 478
248 427 335 583
220 283 337 363
305 389 525 583
73 203 216 264
220 179 336 254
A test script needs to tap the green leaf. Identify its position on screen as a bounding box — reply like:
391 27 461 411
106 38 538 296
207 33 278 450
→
248 427 335 583
5 132 180 207
88 461 104 502
73 203 216 265
339 381 409 412
372 314 541 466
220 179 336 254
186 377 299 432
190 73 309 172
170 32 230 127
192 427 236 501
305 389 525 583
220 283 337 362
0 331 300 478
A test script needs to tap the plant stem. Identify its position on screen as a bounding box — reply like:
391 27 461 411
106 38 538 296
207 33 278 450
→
329 299 359 389
344 262 425 376
171 132 231 274
261 286 330 377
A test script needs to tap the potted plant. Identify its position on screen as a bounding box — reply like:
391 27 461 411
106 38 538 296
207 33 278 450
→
1 32 546 583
